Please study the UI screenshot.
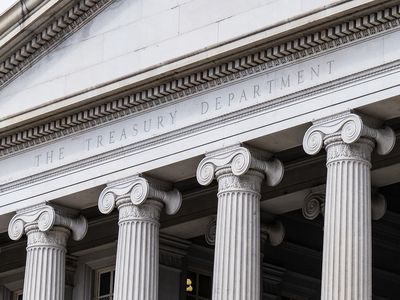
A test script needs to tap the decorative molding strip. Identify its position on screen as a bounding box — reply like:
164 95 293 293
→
1 4 400 156
0 0 113 88
1 60 400 193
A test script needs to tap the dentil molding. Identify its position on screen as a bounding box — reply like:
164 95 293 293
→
1 4 400 155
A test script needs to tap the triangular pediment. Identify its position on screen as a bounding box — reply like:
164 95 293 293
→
0 0 180 122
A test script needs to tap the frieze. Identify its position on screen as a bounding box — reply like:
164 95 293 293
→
1 4 400 156
1 5 400 190
1 56 399 193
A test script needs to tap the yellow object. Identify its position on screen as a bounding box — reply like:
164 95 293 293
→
186 278 193 292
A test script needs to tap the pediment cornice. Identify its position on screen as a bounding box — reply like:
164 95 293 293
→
0 3 400 157
0 0 112 89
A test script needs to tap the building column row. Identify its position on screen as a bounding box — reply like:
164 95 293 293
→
6 111 395 300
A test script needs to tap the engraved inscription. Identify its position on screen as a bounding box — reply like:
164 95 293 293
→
200 61 334 116
34 147 65 167
0 57 337 185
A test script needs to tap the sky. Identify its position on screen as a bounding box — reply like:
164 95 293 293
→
0 0 17 16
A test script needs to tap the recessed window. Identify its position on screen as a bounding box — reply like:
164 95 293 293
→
186 271 212 300
13 291 23 300
94 267 115 300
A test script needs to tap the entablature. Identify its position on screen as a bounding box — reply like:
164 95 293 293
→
0 0 393 130
1 2 400 219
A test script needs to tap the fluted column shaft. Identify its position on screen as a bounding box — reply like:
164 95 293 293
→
213 169 262 300
98 176 182 300
114 198 162 300
303 111 396 300
322 137 373 300
23 226 69 300
196 145 284 300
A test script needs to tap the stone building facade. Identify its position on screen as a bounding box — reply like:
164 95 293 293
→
0 0 400 299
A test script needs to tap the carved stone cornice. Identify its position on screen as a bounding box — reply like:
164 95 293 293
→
98 175 182 218
2 4 400 156
8 203 88 244
303 111 396 160
0 0 46 37
196 145 284 188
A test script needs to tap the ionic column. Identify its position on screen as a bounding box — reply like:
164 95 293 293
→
303 112 395 300
197 145 284 300
98 175 182 300
8 203 88 300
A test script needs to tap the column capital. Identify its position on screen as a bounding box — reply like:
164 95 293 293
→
205 215 217 246
371 189 387 221
302 186 387 221
8 203 88 242
261 221 285 247
303 111 395 156
302 186 326 220
196 144 284 187
98 175 182 216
